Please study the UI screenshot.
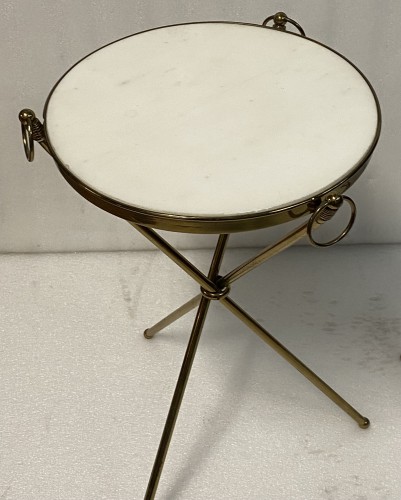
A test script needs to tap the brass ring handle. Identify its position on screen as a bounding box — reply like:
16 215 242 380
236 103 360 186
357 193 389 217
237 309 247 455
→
307 195 357 247
19 109 35 162
262 12 306 37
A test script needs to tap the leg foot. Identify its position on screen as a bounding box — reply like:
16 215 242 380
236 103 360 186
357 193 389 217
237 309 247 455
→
144 329 153 339
144 294 201 339
359 417 370 429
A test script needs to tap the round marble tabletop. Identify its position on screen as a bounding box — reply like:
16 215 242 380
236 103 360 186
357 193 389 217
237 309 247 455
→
45 22 380 231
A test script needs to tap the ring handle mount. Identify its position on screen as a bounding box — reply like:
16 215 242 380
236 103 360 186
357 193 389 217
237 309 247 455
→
19 108 35 162
19 108 50 161
262 12 306 37
307 195 357 247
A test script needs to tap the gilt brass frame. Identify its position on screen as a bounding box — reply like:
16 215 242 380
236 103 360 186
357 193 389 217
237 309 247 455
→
18 13 382 500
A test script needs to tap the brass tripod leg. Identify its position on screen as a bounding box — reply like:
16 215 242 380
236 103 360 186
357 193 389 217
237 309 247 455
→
144 294 201 339
144 235 229 500
144 296 210 499
221 296 370 429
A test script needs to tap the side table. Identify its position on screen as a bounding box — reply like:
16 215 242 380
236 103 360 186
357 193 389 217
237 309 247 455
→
18 12 381 499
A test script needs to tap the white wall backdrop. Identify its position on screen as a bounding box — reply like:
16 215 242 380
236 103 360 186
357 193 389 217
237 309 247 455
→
1 0 400 252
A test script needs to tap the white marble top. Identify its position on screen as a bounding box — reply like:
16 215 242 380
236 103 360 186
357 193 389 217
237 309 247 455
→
45 23 379 217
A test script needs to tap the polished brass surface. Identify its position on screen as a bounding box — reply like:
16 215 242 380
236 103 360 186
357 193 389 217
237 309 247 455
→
19 109 35 162
262 11 306 36
220 296 369 429
273 12 287 28
39 21 381 234
129 222 217 291
144 295 201 339
143 218 312 337
52 157 371 233
19 108 51 161
145 297 211 500
143 219 312 337
31 116 45 142
128 219 370 498
141 196 357 340
130 223 369 422
307 195 357 247
220 195 343 285
200 281 230 300
224 219 310 285
144 234 229 500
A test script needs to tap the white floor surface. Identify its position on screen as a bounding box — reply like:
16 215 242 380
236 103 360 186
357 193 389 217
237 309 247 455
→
1 245 400 500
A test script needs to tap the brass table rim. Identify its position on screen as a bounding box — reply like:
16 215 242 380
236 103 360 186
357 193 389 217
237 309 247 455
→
42 21 382 234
